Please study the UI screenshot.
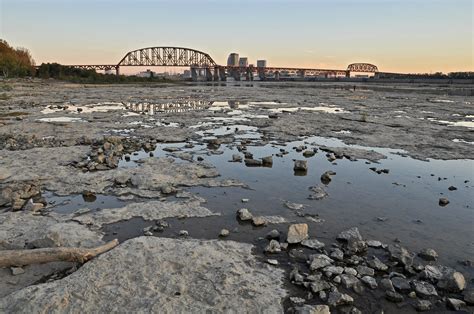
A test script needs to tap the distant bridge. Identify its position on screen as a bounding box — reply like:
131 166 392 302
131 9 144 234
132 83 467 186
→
66 46 379 81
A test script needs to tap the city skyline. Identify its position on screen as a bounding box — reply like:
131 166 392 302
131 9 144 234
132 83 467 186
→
1 0 473 73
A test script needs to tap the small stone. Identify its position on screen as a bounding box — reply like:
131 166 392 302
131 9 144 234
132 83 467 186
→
179 230 188 237
295 304 330 314
241 198 249 203
290 297 305 305
448 186 457 191
308 185 328 200
380 278 395 292
293 160 308 171
356 265 374 277
408 291 417 299
265 240 282 254
309 254 334 271
414 300 432 311
266 259 279 266
439 197 449 206
385 291 404 303
10 267 25 276
412 280 438 297
237 208 253 221
341 274 360 289
266 229 280 239
463 289 474 304
330 248 344 261
219 229 230 237
323 266 344 277
320 171 335 184
287 223 308 244
447 298 466 311
244 159 262 166
301 239 325 250
367 256 389 271
337 227 362 242
310 281 331 293
231 154 242 162
144 231 153 236
391 277 411 292
333 275 341 284
361 276 378 289
261 156 273 165
438 271 466 292
302 150 315 157
344 267 357 276
418 248 438 261
366 240 382 248
251 216 266 226
327 290 354 306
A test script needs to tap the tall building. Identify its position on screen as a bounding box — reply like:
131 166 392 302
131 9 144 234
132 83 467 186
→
227 53 239 66
257 60 267 68
239 57 249 67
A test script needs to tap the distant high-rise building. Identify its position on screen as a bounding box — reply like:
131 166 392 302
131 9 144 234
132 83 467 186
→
227 53 239 66
239 57 248 67
257 60 267 68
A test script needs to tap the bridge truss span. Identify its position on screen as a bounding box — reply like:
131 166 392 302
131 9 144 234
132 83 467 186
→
347 63 379 73
118 47 217 67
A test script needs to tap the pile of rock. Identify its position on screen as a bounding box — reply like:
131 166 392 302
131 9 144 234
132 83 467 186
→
264 225 470 312
0 182 45 211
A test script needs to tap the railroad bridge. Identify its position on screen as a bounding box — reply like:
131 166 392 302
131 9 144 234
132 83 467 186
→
67 46 379 81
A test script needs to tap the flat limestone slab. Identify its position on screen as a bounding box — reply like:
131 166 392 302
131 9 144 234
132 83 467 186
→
0 237 286 313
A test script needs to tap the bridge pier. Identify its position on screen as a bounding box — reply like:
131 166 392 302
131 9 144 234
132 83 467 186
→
115 66 120 76
205 68 213 81
218 67 226 81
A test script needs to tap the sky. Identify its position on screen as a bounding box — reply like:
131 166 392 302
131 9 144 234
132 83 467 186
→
0 0 473 73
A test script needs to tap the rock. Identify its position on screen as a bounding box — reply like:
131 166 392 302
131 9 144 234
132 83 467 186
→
310 281 331 293
330 248 344 261
309 254 334 271
284 201 305 210
266 259 278 266
241 198 249 203
361 276 377 289
0 237 286 313
10 267 25 276
366 240 382 248
408 291 417 298
411 280 438 297
160 184 176 194
295 304 330 314
341 274 360 289
251 216 266 227
438 197 449 206
356 265 374 277
380 278 395 292
385 291 404 303
290 297 305 305
231 154 242 162
290 268 304 283
344 267 357 276
261 156 273 165
327 290 354 307
367 256 389 271
320 171 335 184
463 289 474 304
179 230 189 237
447 298 466 311
333 275 341 284
302 150 315 158
388 244 413 267
437 270 466 292
244 159 262 166
307 185 328 200
265 240 281 254
418 248 438 261
22 199 44 212
301 239 325 250
414 300 432 311
219 229 230 237
337 227 362 242
293 160 308 171
287 223 308 244
448 186 457 191
237 208 253 221
391 277 411 292
323 266 344 277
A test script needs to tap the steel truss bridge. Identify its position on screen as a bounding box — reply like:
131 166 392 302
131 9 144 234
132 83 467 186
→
66 46 380 81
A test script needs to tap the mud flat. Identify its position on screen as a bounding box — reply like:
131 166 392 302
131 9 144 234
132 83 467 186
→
0 79 473 312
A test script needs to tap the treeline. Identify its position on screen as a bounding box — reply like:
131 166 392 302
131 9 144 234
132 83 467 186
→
0 39 36 77
37 63 175 83
379 71 474 79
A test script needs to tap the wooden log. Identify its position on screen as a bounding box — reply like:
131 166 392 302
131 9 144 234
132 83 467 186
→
0 239 119 268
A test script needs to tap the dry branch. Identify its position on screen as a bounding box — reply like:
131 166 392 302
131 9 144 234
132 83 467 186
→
0 239 119 268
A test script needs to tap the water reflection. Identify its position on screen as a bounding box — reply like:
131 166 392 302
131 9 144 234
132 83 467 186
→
125 100 212 114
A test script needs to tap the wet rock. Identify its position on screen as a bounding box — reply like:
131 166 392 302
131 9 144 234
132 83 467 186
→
251 216 266 227
301 239 325 250
261 156 273 165
265 240 281 254
219 229 230 237
287 223 308 244
231 154 242 162
307 185 328 200
327 153 336 162
418 248 438 261
330 248 344 261
438 197 449 206
266 229 280 240
437 270 466 292
388 244 413 267
237 208 253 221
337 227 362 242
244 159 262 166
356 265 374 277
448 186 457 191
0 237 286 312
302 150 315 158
367 256 389 271
411 280 438 297
293 160 308 171
391 277 411 292
327 290 354 307
309 254 334 271
284 201 305 210
320 171 336 184
380 278 395 292
366 240 382 248
447 298 466 311
414 300 432 311
385 291 404 303
361 276 377 289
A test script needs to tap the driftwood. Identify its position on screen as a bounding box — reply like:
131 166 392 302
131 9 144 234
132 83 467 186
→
0 239 119 268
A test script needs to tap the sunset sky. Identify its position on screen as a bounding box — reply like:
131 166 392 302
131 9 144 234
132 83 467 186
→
1 0 472 73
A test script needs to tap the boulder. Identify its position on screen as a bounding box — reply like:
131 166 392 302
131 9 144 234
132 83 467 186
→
287 223 308 244
418 248 438 261
309 254 333 271
293 160 308 171
237 208 253 221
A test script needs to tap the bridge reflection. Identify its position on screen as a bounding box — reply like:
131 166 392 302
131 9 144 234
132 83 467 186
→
125 100 213 114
